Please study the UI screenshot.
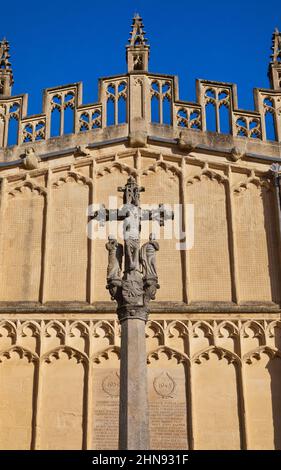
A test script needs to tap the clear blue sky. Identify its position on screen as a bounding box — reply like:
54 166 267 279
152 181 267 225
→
1 0 281 115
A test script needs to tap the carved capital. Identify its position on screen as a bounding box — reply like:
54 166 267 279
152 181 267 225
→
117 305 149 322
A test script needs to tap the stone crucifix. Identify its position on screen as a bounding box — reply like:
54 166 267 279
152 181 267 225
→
91 176 174 450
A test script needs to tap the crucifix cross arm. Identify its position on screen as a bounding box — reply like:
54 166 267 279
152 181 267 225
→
90 205 135 226
141 204 174 226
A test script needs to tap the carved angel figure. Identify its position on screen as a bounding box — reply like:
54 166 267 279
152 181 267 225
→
105 235 123 280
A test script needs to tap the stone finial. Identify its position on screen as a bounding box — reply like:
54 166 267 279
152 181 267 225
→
270 28 281 64
268 28 281 89
126 14 150 73
0 38 14 96
128 14 148 47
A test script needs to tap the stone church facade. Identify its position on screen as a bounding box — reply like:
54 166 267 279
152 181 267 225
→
0 16 281 450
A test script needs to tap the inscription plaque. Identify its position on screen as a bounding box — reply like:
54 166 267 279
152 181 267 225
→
148 367 189 450
92 369 119 450
92 366 189 450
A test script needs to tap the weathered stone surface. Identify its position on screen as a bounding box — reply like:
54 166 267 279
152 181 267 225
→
92 369 119 450
119 319 149 450
0 317 280 449
148 366 189 450
0 14 281 451
128 131 148 148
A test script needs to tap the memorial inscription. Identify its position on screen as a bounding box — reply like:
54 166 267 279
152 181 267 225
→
92 370 120 450
148 368 189 450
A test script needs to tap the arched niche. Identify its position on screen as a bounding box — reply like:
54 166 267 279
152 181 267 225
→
0 321 17 350
42 321 65 353
18 321 41 355
0 348 36 449
0 184 45 301
166 321 189 354
94 167 132 301
40 348 86 449
241 321 266 354
92 347 120 450
192 348 241 449
234 182 280 302
244 350 281 449
186 173 232 302
48 175 90 301
190 321 213 356
147 347 190 450
146 321 165 351
92 321 115 354
141 165 182 301
67 321 89 355
216 321 239 355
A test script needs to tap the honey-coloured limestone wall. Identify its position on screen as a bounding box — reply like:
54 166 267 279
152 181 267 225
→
0 315 280 450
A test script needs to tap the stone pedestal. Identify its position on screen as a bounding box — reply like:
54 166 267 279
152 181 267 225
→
119 318 150 450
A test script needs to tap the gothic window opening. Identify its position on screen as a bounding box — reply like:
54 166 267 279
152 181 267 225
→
118 96 126 124
177 108 188 128
35 122 45 141
79 113 89 132
51 106 60 137
263 98 277 141
219 103 230 134
106 81 128 126
7 102 20 146
163 96 172 125
79 109 102 132
176 107 201 129
151 95 160 124
133 54 143 70
50 91 75 137
64 105 74 135
265 111 276 140
7 115 18 146
92 110 101 129
106 96 115 126
150 80 172 125
23 124 33 143
190 110 201 129
249 119 260 139
206 102 216 132
204 87 231 133
235 116 261 139
236 118 247 137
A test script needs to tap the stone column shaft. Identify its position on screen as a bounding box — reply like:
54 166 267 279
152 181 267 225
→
119 318 149 450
